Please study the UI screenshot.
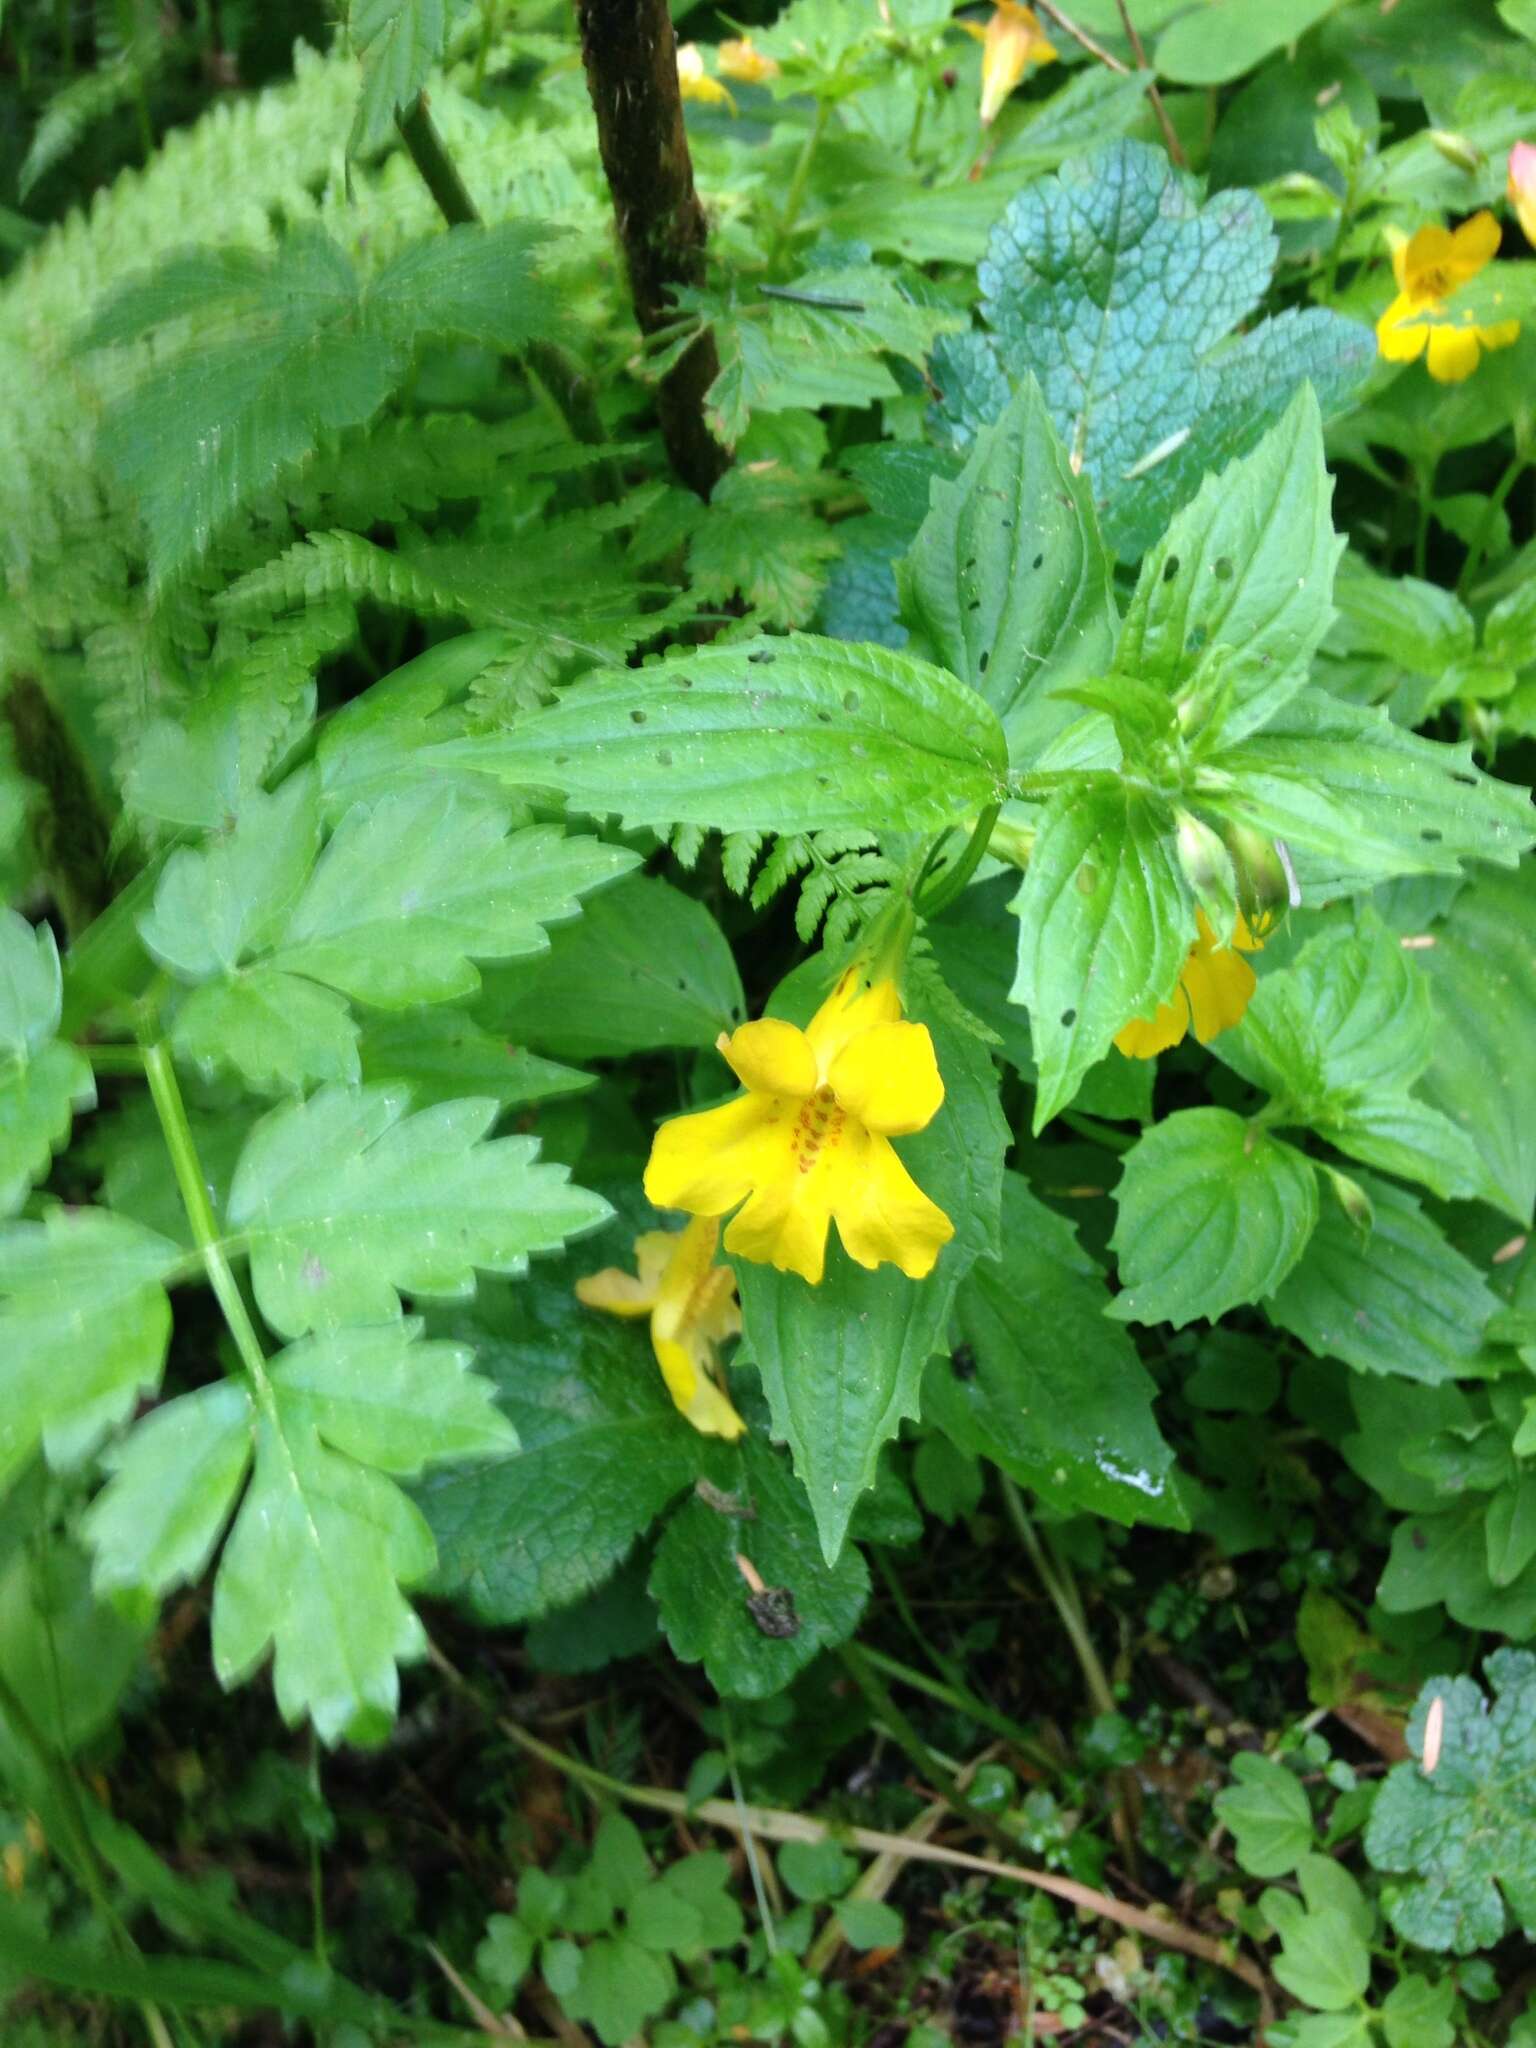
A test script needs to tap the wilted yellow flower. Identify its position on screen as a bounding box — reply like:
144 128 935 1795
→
1376 211 1518 383
1114 910 1264 1060
960 2 1058 126
577 1215 745 1440
676 41 735 109
718 36 780 85
1510 142 1536 249
645 967 952 1287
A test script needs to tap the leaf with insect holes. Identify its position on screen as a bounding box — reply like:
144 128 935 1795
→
898 376 1116 763
0 1208 184 1498
1009 784 1191 1132
226 1085 609 1339
467 634 1008 836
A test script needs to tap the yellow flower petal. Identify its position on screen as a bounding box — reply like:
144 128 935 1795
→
1450 208 1501 274
1402 222 1456 294
645 1091 787 1216
676 41 735 108
831 1124 955 1279
1181 937 1257 1043
976 2 1057 126
828 1019 945 1136
718 1017 817 1098
575 1265 659 1317
1114 993 1190 1060
725 1173 835 1286
653 1335 746 1439
1377 294 1429 362
803 969 902 1071
1425 322 1483 383
1511 142 1536 248
1478 318 1520 353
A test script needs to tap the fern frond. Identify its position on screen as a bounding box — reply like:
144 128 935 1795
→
722 830 764 895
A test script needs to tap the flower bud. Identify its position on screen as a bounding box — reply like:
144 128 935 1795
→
1221 822 1296 933
1175 810 1238 941
1428 129 1483 173
1510 140 1536 249
1320 1164 1374 1235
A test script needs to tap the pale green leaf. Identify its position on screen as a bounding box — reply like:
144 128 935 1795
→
1009 786 1190 1131
897 376 1115 762
1213 1752 1313 1877
1199 690 1533 899
357 1008 591 1112
467 633 1009 835
1110 1107 1318 1327
1155 0 1341 85
138 774 321 984
1263 1897 1372 2011
172 971 361 1096
0 1209 183 1494
269 792 637 1008
1416 865 1536 1224
349 0 446 151
84 1381 255 1597
0 910 64 1059
0 1039 96 1217
227 1085 609 1339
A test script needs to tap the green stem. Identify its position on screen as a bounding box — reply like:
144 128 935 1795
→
769 101 830 270
859 1638 1056 1770
84 1042 147 1075
838 1645 1023 1859
917 802 1000 920
999 1477 1116 1720
393 91 619 493
1411 465 1432 580
141 1042 272 1398
1456 449 1528 599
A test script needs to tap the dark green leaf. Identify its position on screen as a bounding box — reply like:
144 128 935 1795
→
1110 1107 1318 1327
926 1173 1185 1528
348 0 446 151
649 1436 869 1698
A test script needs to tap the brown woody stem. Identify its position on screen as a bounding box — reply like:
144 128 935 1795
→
573 0 730 497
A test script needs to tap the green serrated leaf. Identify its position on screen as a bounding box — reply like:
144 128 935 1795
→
268 791 637 1008
348 0 447 151
1416 865 1536 1224
1110 1107 1318 1327
897 376 1115 762
138 774 321 985
357 1007 592 1111
557 1934 675 2048
1220 918 1487 1203
468 634 1008 835
926 1174 1185 1528
1262 1897 1371 2011
84 1380 255 1598
0 1209 183 1495
650 1434 869 1699
416 1238 710 1623
1155 0 1340 85
1213 1752 1314 1877
1115 388 1342 747
1268 1173 1502 1386
172 970 361 1097
943 140 1372 559
227 1086 609 1339
1198 690 1533 899
1009 785 1190 1131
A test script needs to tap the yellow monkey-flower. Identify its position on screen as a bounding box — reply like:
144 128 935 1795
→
576 1215 745 1440
645 969 953 1288
962 2 1057 127
1114 910 1264 1060
1376 211 1518 383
